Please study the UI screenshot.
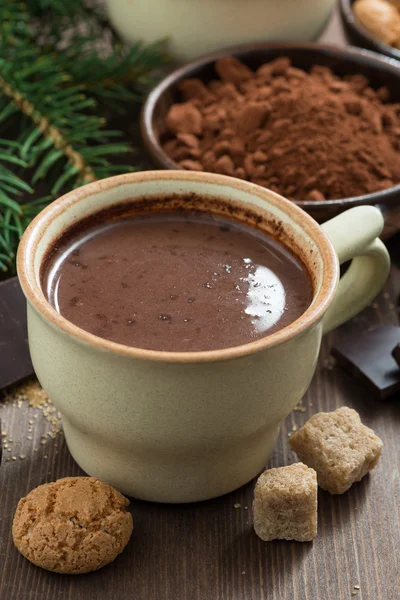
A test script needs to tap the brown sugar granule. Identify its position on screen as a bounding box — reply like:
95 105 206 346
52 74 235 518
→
12 477 133 574
253 463 318 542
163 57 400 201
289 407 383 494
2 379 63 445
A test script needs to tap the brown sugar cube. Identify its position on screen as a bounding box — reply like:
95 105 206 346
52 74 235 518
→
253 463 317 542
289 407 383 495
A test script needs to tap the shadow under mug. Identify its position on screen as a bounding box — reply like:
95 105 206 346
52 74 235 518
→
17 171 390 503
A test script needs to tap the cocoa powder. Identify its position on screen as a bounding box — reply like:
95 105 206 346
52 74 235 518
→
162 57 400 201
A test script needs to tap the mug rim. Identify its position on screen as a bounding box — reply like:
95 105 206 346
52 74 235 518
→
17 170 339 363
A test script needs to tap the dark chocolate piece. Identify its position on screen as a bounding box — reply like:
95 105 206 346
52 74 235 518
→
332 325 400 399
393 343 400 367
0 277 33 391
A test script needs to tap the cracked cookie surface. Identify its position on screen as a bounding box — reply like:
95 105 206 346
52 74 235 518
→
12 476 133 574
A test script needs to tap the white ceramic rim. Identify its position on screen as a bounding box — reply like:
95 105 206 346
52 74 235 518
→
17 171 339 363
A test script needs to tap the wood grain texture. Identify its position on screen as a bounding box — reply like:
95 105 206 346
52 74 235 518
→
0 251 399 600
1 6 400 600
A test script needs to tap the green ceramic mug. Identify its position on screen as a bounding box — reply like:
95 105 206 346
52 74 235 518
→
17 171 390 503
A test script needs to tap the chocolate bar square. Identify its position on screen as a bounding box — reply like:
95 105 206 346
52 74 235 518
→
0 278 33 390
332 325 400 399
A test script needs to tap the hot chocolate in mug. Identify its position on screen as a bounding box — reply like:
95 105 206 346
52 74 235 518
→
17 171 390 502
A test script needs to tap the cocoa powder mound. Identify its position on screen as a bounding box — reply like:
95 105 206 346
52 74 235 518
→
162 57 400 201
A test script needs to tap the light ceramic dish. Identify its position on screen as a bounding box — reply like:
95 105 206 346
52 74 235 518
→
106 0 335 61
17 171 390 502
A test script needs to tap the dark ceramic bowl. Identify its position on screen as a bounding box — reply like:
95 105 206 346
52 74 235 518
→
340 0 400 62
141 42 400 222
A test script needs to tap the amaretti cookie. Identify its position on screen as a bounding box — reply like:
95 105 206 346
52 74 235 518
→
12 477 133 574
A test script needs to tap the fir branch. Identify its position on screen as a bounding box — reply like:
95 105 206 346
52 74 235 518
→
0 0 168 274
0 75 96 185
0 141 33 271
59 41 168 113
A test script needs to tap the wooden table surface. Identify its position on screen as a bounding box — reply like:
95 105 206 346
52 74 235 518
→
1 5 400 600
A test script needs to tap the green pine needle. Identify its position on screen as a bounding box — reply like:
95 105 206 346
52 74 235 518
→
0 0 168 274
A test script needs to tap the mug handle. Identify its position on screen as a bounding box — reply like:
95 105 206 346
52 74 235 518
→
321 206 390 334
